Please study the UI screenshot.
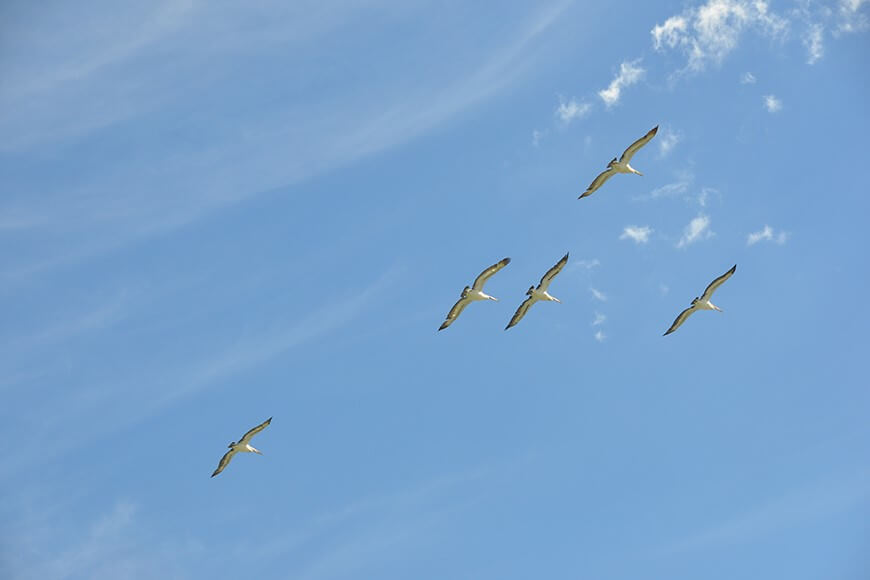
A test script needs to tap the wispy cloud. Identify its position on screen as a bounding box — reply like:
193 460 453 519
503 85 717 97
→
662 469 870 554
651 0 788 72
803 22 825 63
8 499 188 580
532 129 545 147
657 127 681 157
566 258 601 274
747 224 788 245
677 214 713 248
589 287 608 302
594 330 606 342
764 94 783 112
838 0 870 33
0 269 397 480
0 2 572 283
555 96 592 124
740 71 757 84
620 225 653 244
592 312 607 326
598 59 645 108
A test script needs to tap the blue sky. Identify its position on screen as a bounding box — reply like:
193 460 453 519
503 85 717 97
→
1 0 868 578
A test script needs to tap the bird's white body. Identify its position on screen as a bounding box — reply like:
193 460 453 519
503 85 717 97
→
529 288 560 303
466 288 497 302
237 443 262 454
608 158 642 176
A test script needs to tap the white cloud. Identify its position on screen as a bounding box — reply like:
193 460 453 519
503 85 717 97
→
555 97 592 123
838 0 870 33
677 214 713 248
594 330 606 342
589 287 608 302
740 71 757 84
658 127 681 157
620 225 653 244
803 22 825 63
651 0 788 72
598 60 645 108
592 312 607 326
764 94 783 112
747 224 788 245
532 129 544 147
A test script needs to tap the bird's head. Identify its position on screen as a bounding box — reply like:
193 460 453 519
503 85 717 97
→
691 297 699 305
526 285 535 295
228 442 236 448
607 157 618 167
461 286 470 297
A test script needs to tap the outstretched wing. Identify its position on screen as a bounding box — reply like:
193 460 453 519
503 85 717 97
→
439 296 472 331
505 296 536 330
579 167 616 198
211 448 236 478
538 253 569 292
239 417 272 446
663 304 698 336
471 257 511 291
700 264 737 303
619 125 658 164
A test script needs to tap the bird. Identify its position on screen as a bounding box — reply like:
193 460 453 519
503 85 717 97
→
663 265 736 336
211 417 272 477
505 253 569 330
579 125 658 199
439 257 511 331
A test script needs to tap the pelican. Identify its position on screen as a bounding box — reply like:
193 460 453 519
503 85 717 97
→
211 417 272 477
663 265 736 336
579 125 658 199
505 253 569 330
439 257 511 331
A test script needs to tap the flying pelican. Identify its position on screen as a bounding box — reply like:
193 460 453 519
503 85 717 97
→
439 257 511 331
579 125 658 199
663 265 736 336
505 253 569 330
211 417 272 477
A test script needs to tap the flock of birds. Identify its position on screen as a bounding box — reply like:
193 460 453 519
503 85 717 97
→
211 124 737 477
437 125 737 335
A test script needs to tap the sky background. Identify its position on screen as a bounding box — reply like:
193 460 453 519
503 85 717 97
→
1 1 869 578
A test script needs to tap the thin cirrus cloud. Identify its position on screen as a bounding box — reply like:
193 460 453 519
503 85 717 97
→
592 312 607 326
620 225 653 244
589 287 608 302
657 127 681 157
747 225 788 245
740 71 757 84
677 214 713 248
651 0 788 73
594 330 606 343
0 1 572 283
598 59 645 107
555 96 592 124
